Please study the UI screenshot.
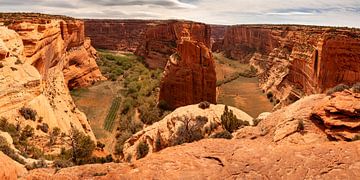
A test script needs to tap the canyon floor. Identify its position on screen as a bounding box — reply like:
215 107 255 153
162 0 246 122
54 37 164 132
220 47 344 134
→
214 53 273 117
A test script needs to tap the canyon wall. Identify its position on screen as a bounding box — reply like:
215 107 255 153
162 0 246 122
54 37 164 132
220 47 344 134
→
219 25 360 107
0 15 105 152
210 25 227 52
84 19 152 52
159 40 217 109
135 20 211 69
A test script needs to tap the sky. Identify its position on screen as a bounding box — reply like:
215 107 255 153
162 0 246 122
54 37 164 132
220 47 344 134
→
1 0 360 27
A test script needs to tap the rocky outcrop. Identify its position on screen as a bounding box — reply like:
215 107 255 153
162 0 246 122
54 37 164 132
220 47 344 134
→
17 88 360 179
0 152 27 180
0 15 100 153
311 90 360 141
122 103 253 160
218 25 360 107
6 18 105 88
84 19 152 52
135 21 211 68
159 40 216 109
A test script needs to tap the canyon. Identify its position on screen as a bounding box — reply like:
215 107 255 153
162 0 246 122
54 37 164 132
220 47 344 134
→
0 13 360 179
0 14 105 154
214 25 360 107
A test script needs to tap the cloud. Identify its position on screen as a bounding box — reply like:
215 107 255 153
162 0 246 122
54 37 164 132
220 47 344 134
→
0 0 359 27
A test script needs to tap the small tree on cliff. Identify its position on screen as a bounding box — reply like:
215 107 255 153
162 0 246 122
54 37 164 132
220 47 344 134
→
221 105 249 133
69 126 95 164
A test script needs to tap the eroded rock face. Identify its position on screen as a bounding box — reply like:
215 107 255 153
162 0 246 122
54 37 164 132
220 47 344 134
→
218 25 360 107
311 90 360 140
6 18 105 88
0 16 99 153
122 104 253 160
210 25 227 52
0 152 27 180
135 21 211 68
84 19 152 52
159 40 216 109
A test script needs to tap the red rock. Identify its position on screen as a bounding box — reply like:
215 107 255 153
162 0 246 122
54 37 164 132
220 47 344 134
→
135 21 211 68
84 19 151 52
210 25 227 52
218 25 360 106
159 40 216 109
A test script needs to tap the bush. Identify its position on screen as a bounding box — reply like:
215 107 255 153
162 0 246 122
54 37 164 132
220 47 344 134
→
37 123 49 133
158 100 171 110
198 101 211 109
19 107 37 121
70 127 96 163
139 105 161 125
170 116 207 146
352 83 360 93
20 125 34 141
221 105 249 133
25 159 47 170
114 131 132 155
97 142 105 151
326 84 350 95
210 130 233 139
54 159 74 169
266 91 273 99
136 141 149 160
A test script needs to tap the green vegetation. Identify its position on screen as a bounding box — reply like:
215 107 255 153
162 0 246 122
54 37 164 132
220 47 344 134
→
198 101 211 109
19 107 37 121
210 130 233 139
352 83 360 93
104 97 121 131
170 116 208 146
221 105 249 133
136 141 149 160
70 88 89 97
97 50 171 156
326 84 350 95
216 67 257 87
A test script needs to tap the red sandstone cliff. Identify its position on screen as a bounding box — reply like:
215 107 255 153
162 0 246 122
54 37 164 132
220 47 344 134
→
84 19 152 52
210 25 227 52
159 40 216 109
135 21 211 68
0 14 103 153
219 25 360 107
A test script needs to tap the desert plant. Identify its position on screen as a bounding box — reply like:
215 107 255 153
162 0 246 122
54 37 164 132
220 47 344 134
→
352 83 360 93
198 101 211 109
171 116 207 146
104 97 121 131
19 107 37 121
69 127 96 164
37 123 49 133
221 105 249 133
25 159 47 170
210 130 233 139
97 142 106 151
136 141 149 160
326 84 350 95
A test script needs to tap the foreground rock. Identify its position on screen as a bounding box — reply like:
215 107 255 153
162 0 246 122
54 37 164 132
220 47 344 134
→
122 103 252 160
216 25 360 107
0 152 27 180
159 40 217 109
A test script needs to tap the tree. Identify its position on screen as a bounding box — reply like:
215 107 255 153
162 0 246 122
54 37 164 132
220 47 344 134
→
69 126 95 163
136 141 149 159
221 105 249 133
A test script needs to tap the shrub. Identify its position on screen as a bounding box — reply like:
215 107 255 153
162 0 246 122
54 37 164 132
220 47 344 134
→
198 101 211 109
136 141 149 160
139 105 161 125
170 116 207 146
352 83 360 93
15 59 22 65
25 159 47 170
266 91 273 99
158 100 171 110
54 159 74 169
70 127 96 163
221 105 249 133
20 125 34 141
114 131 132 155
210 130 233 139
326 84 350 95
97 142 105 151
0 136 25 164
37 123 49 133
19 107 37 121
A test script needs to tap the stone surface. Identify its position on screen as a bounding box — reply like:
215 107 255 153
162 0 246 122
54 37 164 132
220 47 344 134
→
0 15 99 154
159 40 217 109
122 103 253 160
0 152 27 180
311 90 360 140
217 25 360 107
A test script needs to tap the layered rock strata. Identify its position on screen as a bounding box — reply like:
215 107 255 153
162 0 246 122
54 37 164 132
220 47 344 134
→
218 25 360 107
159 40 217 109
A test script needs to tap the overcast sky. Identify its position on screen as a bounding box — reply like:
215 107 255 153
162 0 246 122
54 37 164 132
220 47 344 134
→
1 0 360 27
